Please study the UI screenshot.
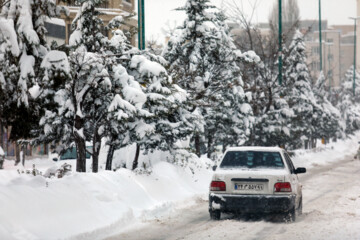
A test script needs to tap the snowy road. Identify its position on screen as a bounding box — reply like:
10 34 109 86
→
106 158 360 240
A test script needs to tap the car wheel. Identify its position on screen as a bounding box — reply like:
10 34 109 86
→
289 207 296 222
297 197 303 216
210 210 221 220
283 207 296 222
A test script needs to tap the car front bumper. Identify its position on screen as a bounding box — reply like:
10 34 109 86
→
209 193 296 214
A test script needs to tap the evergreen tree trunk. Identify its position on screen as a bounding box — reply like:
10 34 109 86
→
15 143 20 166
207 131 214 159
21 144 26 166
75 135 86 172
105 144 115 170
92 129 101 173
132 144 140 170
74 115 86 172
195 134 201 157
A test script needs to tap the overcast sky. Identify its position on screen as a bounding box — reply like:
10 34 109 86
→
141 0 357 43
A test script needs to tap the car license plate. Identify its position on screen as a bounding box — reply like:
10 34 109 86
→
235 183 264 191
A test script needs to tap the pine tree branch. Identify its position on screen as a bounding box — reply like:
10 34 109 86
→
0 0 10 8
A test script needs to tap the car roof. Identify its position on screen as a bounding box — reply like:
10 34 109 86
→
225 146 284 152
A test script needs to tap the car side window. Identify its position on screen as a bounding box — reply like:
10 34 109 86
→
283 152 296 174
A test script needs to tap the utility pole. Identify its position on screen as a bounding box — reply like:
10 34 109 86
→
278 0 282 85
350 17 360 96
319 0 322 72
138 0 145 50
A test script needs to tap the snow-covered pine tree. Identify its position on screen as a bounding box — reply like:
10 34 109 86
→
243 55 296 148
106 26 195 169
337 66 360 135
39 47 110 172
251 92 294 147
63 0 139 172
36 0 113 172
0 0 66 163
69 0 106 52
104 62 146 170
36 51 72 149
64 0 112 172
312 72 341 142
283 30 318 149
129 53 196 169
242 46 294 148
163 1 253 156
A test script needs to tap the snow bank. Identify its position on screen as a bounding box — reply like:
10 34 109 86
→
292 132 360 169
0 157 212 240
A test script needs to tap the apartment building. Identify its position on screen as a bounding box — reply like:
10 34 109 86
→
56 0 137 46
306 29 342 88
230 18 354 89
306 25 356 89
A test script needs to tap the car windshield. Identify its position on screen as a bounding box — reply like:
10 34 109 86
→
220 151 285 169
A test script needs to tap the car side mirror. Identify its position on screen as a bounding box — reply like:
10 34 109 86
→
295 167 306 174
212 165 217 171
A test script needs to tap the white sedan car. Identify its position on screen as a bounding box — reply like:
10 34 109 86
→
209 147 306 221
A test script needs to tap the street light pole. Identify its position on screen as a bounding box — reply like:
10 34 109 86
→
319 0 322 72
278 0 282 85
350 17 360 96
138 0 145 50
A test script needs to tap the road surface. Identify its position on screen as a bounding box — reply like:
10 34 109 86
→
106 158 360 240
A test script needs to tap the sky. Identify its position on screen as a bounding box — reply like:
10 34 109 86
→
141 0 357 44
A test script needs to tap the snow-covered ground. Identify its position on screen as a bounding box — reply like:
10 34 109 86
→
107 158 360 240
1 133 360 240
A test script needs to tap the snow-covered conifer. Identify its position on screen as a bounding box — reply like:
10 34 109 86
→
251 92 294 147
106 27 195 169
69 0 107 52
283 30 318 148
0 0 66 163
40 48 110 172
312 72 341 141
337 66 360 135
163 1 253 156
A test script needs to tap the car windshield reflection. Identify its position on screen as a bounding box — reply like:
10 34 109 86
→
220 151 285 169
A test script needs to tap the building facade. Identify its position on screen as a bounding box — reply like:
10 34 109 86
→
305 29 343 88
56 0 137 46
46 0 137 46
230 19 354 88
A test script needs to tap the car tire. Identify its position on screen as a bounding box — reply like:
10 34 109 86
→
289 207 296 222
283 207 296 222
210 210 221 220
297 197 303 216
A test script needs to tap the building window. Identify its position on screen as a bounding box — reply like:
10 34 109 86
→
328 70 333 78
65 0 81 6
65 0 108 8
98 1 108 8
311 61 321 71
326 38 333 43
312 46 320 55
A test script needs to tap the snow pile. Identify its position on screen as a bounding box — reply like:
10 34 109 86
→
291 131 360 169
0 156 212 240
